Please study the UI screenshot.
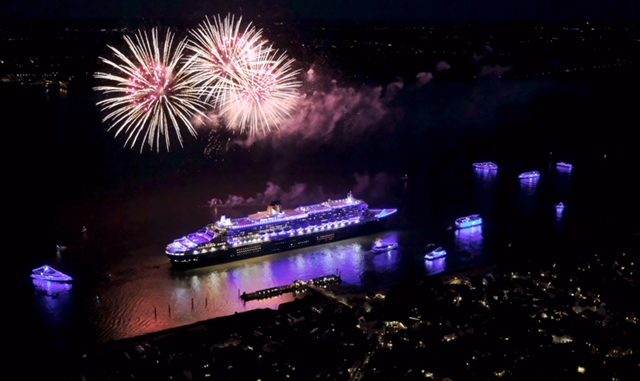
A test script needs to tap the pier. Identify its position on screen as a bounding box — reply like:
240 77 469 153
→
240 274 341 301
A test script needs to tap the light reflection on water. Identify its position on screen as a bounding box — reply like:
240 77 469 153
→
454 225 484 258
91 231 408 341
35 163 585 344
425 257 447 275
32 279 74 326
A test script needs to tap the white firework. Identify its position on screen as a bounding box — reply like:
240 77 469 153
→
186 14 267 106
94 28 206 152
218 47 301 134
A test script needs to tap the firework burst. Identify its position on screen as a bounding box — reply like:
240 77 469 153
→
94 28 206 152
187 14 302 135
218 48 301 134
187 14 267 105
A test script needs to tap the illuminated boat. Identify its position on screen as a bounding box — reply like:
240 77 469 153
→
518 171 540 180
31 265 73 283
425 247 447 261
555 202 565 211
556 162 573 171
371 239 399 253
455 214 483 229
472 162 498 171
166 192 398 268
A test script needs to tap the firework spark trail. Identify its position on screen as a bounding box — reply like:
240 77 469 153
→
187 14 302 135
94 28 206 152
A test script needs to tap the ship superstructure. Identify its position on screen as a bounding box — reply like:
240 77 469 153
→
165 192 397 267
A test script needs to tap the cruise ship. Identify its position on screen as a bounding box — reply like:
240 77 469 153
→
165 192 397 268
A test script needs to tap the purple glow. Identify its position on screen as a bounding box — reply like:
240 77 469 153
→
425 257 446 274
424 247 447 260
555 202 565 219
455 214 483 229
31 265 73 283
454 225 484 257
518 171 540 180
372 238 399 253
32 278 72 293
556 162 573 172
373 208 398 219
472 162 498 171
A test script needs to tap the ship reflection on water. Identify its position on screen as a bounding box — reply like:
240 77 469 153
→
90 231 405 341
425 257 447 275
454 225 484 260
32 279 74 327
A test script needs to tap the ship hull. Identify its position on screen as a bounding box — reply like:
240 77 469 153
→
168 219 385 269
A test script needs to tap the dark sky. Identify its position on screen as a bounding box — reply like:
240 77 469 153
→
1 0 638 22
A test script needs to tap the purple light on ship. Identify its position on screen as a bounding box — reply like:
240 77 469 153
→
371 238 399 253
518 171 540 180
556 162 573 173
31 265 73 283
455 214 483 229
425 247 447 260
32 278 73 293
472 162 498 171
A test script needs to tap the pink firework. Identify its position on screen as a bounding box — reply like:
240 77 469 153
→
94 28 206 152
187 14 301 135
187 14 267 105
219 47 301 134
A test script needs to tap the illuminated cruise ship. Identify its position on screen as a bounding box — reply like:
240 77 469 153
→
165 192 397 267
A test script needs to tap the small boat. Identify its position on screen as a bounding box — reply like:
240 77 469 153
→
518 171 540 180
425 246 447 260
555 202 565 211
31 265 73 283
472 162 498 171
455 214 483 229
556 162 573 171
372 238 399 253
556 162 573 173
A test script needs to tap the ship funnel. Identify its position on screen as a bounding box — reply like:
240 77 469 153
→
267 201 282 215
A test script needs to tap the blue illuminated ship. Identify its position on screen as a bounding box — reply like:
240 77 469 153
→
472 162 498 171
518 171 540 180
166 192 397 267
425 247 447 261
556 162 573 172
31 265 73 283
455 214 483 229
371 238 399 253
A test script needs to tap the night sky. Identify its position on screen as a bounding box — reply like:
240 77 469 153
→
2 0 639 22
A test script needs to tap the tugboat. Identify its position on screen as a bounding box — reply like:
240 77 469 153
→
371 238 399 253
